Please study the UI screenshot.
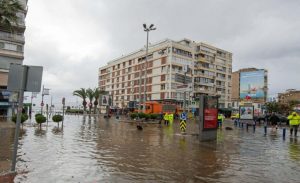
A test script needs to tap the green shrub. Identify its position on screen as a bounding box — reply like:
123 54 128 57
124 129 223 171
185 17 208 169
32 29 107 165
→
66 109 83 114
35 113 43 118
149 114 158 119
11 114 28 123
52 115 63 122
35 115 46 124
130 113 138 119
144 114 150 120
138 113 146 119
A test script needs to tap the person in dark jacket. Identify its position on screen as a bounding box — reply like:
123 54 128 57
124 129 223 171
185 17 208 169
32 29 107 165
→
269 112 279 132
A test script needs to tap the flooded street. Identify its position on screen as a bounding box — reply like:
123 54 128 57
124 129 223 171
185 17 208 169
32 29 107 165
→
1 115 300 182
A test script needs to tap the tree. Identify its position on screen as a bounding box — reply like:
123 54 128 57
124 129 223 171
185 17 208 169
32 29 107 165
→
93 88 100 114
73 88 87 113
52 114 63 127
86 88 94 114
35 114 46 129
0 0 24 31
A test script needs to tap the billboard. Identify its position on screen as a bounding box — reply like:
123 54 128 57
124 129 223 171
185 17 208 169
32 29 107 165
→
100 95 112 106
240 70 265 99
239 106 254 120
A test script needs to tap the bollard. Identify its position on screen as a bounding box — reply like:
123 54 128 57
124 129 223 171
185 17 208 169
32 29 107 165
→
253 124 256 132
234 120 237 126
283 128 286 139
264 126 267 135
246 123 249 131
241 122 244 128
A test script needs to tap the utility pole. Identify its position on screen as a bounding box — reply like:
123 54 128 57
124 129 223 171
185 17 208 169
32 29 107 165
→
41 85 44 114
142 24 156 113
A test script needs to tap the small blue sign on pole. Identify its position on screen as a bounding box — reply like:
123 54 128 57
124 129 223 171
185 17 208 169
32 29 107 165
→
180 112 187 120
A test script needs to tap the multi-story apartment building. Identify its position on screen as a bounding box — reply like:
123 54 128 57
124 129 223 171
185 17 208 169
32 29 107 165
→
0 0 28 116
98 38 232 109
278 89 300 104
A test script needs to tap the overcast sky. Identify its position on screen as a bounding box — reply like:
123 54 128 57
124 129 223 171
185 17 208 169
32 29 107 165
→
23 0 300 107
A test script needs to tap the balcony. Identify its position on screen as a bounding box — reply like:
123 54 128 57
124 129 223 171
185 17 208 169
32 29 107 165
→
0 32 25 43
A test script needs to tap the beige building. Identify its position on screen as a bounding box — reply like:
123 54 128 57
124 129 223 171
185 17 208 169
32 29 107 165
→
278 89 300 104
99 38 232 109
0 0 28 116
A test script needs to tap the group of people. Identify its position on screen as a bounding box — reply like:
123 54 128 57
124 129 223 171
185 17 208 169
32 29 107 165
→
161 113 174 125
260 111 300 137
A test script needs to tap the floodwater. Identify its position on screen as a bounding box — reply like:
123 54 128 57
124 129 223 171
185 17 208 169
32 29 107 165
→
1 115 300 183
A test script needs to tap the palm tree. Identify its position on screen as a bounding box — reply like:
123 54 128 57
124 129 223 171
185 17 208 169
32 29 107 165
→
93 88 100 114
86 88 94 114
73 88 87 113
0 0 24 31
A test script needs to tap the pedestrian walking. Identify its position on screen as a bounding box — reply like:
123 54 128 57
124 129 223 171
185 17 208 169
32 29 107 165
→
269 112 279 133
218 113 224 128
287 112 300 137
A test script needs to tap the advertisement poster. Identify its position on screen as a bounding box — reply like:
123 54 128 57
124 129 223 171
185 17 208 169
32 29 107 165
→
204 108 218 129
240 70 265 99
101 95 111 106
239 106 254 120
203 96 218 129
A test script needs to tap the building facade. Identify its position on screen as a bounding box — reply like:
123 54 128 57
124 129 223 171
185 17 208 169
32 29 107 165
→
98 38 232 109
0 0 28 116
278 89 300 104
231 68 268 115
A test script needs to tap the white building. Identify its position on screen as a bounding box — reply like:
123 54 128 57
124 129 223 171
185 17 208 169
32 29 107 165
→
99 38 232 109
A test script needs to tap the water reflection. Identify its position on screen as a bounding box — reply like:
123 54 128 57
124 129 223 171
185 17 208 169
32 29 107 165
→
34 129 46 137
0 115 297 183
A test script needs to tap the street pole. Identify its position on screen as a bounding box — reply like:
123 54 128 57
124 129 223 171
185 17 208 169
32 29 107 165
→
143 30 149 113
138 61 143 113
41 85 44 114
184 71 186 113
30 92 33 119
11 66 28 172
50 95 53 117
142 24 156 113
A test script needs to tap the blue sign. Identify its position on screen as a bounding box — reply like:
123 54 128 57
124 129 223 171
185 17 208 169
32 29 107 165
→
180 112 187 120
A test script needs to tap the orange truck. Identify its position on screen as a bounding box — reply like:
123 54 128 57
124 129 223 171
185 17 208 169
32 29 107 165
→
135 101 181 115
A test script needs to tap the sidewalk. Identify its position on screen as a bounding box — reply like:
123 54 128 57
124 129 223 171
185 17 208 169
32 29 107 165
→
0 172 16 183
0 121 15 181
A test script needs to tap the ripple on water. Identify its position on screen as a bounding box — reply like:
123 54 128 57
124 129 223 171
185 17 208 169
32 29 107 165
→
8 117 300 182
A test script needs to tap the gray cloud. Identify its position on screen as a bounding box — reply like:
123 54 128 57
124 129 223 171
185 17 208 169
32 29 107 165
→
22 0 300 106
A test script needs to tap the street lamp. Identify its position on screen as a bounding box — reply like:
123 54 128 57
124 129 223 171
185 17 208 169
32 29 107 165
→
41 85 50 114
141 23 156 113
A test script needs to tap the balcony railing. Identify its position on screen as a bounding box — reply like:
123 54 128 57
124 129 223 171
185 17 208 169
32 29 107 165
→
0 32 25 43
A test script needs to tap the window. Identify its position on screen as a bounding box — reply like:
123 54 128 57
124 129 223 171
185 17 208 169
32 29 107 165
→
161 57 167 64
161 75 165 81
161 84 165 90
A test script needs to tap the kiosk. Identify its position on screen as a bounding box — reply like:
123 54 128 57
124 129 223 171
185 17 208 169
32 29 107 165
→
198 95 218 141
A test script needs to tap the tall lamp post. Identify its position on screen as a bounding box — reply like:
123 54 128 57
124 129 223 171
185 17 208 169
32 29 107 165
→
41 85 50 114
142 23 156 113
